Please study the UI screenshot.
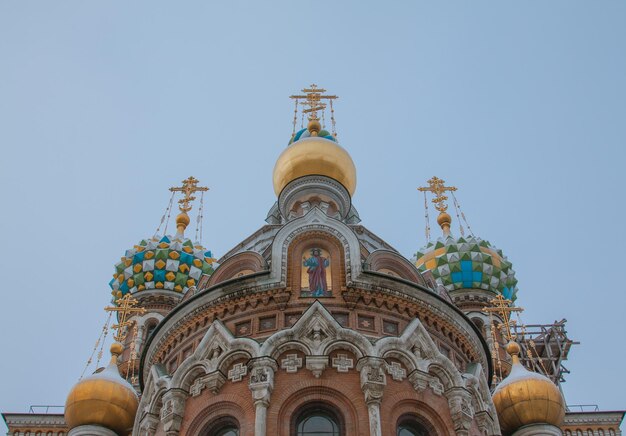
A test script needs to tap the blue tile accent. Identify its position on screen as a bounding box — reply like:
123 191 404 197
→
180 252 193 265
154 269 166 283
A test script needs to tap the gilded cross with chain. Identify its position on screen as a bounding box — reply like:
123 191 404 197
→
483 294 524 342
169 176 209 214
418 176 458 213
290 84 338 121
104 294 146 342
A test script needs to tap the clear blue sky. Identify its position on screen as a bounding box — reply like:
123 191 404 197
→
1 1 625 429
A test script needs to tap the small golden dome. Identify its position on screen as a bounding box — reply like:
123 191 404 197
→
492 341 565 435
65 343 139 435
437 212 451 227
273 137 357 196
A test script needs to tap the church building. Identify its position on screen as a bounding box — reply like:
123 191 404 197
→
3 86 624 436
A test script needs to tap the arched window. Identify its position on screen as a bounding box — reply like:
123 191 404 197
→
294 405 341 436
397 416 431 436
203 416 239 436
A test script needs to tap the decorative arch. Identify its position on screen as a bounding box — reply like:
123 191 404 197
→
365 250 426 285
287 230 344 297
185 398 251 436
274 386 361 436
269 208 363 287
259 301 374 357
208 251 268 287
170 320 260 391
383 398 453 435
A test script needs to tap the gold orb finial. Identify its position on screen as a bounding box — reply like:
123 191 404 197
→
437 212 452 236
110 342 124 358
307 119 321 136
176 212 191 235
505 341 521 359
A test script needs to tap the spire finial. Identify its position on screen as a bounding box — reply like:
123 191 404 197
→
483 294 524 342
504 341 522 365
418 176 457 236
104 294 146 342
169 176 209 236
290 84 339 138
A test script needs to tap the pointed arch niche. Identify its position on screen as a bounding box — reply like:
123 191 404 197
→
287 231 346 299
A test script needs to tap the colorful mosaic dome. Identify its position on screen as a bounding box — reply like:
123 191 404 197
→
109 235 215 300
414 235 518 301
288 127 337 145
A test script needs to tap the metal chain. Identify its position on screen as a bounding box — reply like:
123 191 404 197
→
80 312 112 380
155 191 175 238
291 98 299 139
329 99 337 139
452 194 465 236
423 191 431 242
451 191 474 236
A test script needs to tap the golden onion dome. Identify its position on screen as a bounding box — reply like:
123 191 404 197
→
273 131 357 196
65 343 139 435
492 342 565 435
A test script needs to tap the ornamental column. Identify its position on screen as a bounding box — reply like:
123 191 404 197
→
160 388 188 436
357 357 387 436
248 357 278 436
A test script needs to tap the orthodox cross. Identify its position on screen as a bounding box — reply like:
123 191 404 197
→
418 176 457 213
290 84 338 121
104 294 146 342
483 294 524 342
169 176 209 213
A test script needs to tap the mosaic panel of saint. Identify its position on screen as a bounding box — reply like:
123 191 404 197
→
301 248 332 297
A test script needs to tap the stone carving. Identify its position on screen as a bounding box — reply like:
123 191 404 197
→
307 319 329 344
306 355 329 378
408 371 429 392
386 361 406 381
357 358 387 405
138 413 159 436
446 388 474 436
281 354 303 373
207 344 223 360
160 388 187 436
248 359 278 436
228 362 248 382
429 378 445 396
189 371 226 396
250 368 269 384
331 353 354 373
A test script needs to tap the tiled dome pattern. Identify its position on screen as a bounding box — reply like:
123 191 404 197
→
415 235 518 301
109 236 215 299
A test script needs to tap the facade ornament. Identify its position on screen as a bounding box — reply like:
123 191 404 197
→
408 370 430 392
189 371 227 396
341 288 360 309
138 413 159 436
273 288 291 310
446 387 474 436
385 361 406 381
429 378 445 396
280 354 303 373
357 357 387 436
305 355 329 378
248 357 278 436
160 388 188 436
331 353 354 373
228 362 248 382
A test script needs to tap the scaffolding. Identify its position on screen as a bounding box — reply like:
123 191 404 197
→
512 319 578 386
